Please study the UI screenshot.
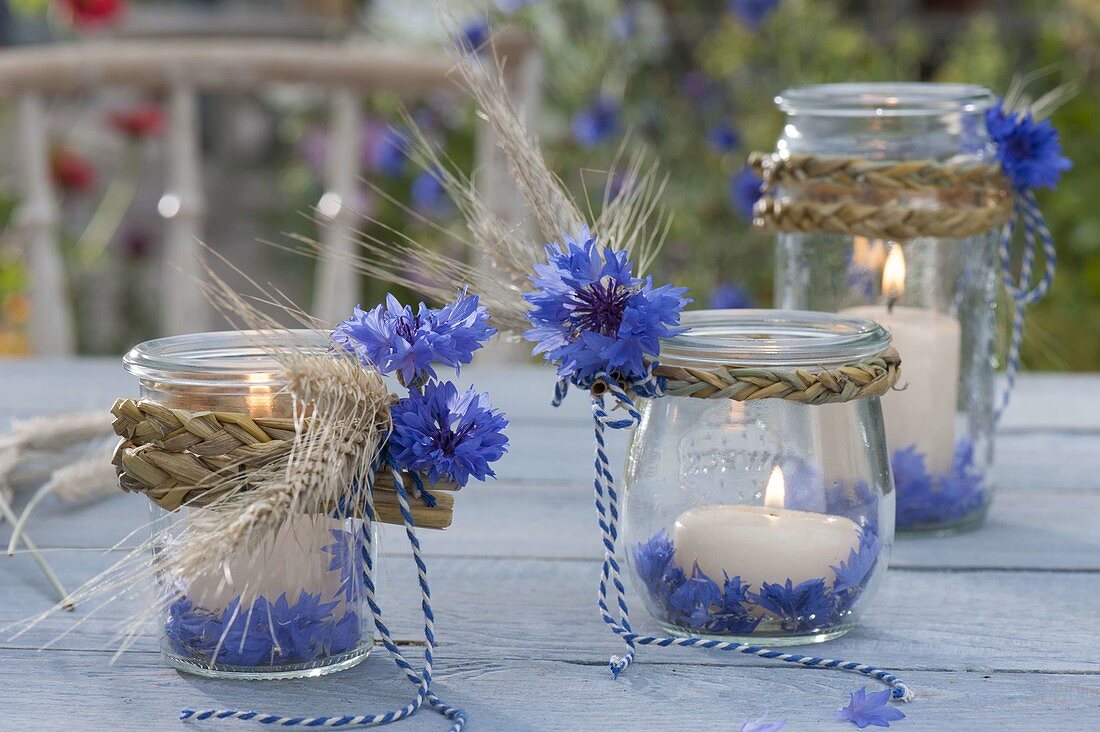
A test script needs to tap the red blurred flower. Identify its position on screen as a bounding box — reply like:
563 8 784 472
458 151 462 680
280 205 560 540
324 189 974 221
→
50 146 96 193
57 0 124 29
109 104 164 139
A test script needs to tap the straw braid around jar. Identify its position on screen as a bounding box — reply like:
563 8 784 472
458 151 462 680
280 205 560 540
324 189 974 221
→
652 347 900 403
110 398 455 528
749 151 1013 239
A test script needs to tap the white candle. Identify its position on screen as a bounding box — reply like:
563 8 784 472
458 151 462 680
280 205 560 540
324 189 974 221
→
671 467 861 589
181 376 350 612
840 245 960 476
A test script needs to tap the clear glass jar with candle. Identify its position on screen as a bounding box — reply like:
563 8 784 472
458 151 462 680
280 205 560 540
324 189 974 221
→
767 83 1002 535
122 331 373 679
624 310 897 646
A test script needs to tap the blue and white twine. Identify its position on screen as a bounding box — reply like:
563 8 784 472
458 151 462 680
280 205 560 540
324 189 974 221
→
181 462 466 730
558 375 914 704
997 188 1056 421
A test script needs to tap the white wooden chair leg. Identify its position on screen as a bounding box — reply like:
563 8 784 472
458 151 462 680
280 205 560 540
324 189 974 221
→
16 93 74 356
160 84 207 335
312 88 362 327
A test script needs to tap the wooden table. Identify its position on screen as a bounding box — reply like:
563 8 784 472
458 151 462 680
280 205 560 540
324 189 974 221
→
3 359 1099 730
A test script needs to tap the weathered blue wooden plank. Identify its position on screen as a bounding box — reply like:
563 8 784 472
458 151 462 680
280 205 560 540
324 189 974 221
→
6 475 1099 571
5 552 1100 675
0 650 1097 731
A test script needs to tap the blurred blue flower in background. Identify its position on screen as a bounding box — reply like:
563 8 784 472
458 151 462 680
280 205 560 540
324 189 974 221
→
707 122 741 152
729 0 781 28
708 283 754 309
572 96 620 147
729 166 764 221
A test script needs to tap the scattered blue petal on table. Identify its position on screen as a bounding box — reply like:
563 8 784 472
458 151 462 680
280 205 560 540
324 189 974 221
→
741 712 787 732
835 686 906 728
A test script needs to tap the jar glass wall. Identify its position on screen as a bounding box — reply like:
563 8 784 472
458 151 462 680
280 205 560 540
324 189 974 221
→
124 330 373 679
623 310 895 646
771 83 999 535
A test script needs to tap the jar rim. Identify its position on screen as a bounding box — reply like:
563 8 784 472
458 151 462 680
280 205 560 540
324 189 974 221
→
659 309 891 368
776 83 996 117
123 329 329 387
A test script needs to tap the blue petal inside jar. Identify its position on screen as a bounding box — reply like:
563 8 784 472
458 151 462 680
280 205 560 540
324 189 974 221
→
894 438 986 531
164 526 366 667
632 525 881 635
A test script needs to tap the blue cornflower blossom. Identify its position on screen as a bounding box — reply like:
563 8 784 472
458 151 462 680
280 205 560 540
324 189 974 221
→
165 591 360 667
668 564 723 629
707 122 741 152
388 380 509 487
894 440 985 530
369 127 409 177
729 166 763 221
333 293 495 386
831 529 881 594
323 526 367 602
523 234 689 386
708 283 754 309
835 686 905 728
729 0 780 28
572 96 620 147
751 578 833 631
411 171 451 217
632 529 675 594
457 20 490 54
985 102 1072 191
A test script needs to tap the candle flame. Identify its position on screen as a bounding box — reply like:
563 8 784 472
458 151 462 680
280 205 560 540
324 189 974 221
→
245 372 274 418
763 465 785 509
882 245 906 301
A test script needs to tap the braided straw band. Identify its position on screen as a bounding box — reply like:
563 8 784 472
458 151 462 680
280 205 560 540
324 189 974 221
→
749 151 1013 239
651 347 901 404
110 398 455 529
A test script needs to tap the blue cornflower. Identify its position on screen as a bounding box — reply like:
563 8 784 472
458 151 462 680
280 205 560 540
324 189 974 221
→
751 578 834 631
323 527 367 602
572 96 620 148
707 122 741 152
729 166 763 221
985 102 1072 191
333 293 495 386
713 573 762 634
632 530 675 594
708 283 754 309
411 171 451 217
831 529 881 594
668 564 723 629
835 686 905 728
388 380 509 487
369 126 408 177
729 0 781 28
457 20 490 54
523 234 690 386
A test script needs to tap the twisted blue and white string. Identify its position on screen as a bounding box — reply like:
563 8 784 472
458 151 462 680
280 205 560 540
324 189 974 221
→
181 463 466 730
997 189 1056 421
563 375 913 703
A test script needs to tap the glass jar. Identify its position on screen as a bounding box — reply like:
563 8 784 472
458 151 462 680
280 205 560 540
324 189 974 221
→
770 83 1001 535
122 330 373 679
624 310 895 646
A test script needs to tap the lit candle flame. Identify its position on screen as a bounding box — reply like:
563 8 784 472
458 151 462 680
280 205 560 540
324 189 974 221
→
882 245 906 304
245 372 274 418
763 465 785 509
